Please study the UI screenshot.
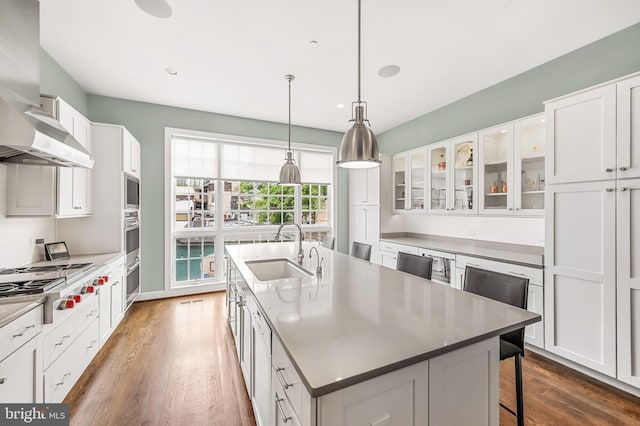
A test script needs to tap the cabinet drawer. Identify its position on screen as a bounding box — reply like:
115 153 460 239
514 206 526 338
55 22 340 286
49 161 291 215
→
44 318 99 403
379 241 419 255
0 305 43 361
455 255 543 285
44 296 98 368
272 364 302 426
272 338 303 419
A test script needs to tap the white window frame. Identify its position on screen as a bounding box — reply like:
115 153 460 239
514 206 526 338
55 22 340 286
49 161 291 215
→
164 127 338 292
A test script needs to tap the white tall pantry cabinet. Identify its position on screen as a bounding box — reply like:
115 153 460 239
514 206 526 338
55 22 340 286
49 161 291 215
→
349 167 380 261
544 73 640 385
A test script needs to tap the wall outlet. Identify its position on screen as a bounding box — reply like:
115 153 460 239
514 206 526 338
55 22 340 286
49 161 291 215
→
31 237 45 247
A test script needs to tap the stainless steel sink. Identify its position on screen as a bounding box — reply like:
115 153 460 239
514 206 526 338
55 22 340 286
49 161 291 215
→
245 258 312 281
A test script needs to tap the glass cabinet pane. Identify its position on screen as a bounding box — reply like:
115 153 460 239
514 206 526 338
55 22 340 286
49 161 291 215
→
452 140 475 212
482 128 511 210
410 150 426 210
394 155 407 211
429 145 448 211
518 117 545 211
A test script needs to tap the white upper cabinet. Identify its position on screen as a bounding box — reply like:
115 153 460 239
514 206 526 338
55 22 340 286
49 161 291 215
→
122 128 141 178
478 123 514 215
349 168 380 205
513 114 546 215
617 75 640 180
392 149 426 213
545 85 617 185
427 134 478 215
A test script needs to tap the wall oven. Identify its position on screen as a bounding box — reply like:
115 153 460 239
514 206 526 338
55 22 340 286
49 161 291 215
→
125 173 140 210
124 210 140 307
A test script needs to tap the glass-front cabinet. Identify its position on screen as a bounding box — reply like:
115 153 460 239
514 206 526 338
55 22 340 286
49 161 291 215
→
427 134 478 214
514 114 545 215
478 123 514 214
393 154 407 212
393 150 426 213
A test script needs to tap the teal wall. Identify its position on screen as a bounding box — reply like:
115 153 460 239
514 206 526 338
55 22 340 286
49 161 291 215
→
39 49 88 116
88 96 346 293
378 22 640 153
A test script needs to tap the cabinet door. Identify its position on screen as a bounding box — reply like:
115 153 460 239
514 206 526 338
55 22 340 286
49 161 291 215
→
380 252 398 269
514 114 545 216
427 141 449 214
392 154 408 212
524 285 544 349
6 164 56 216
450 133 478 214
0 337 41 403
545 85 616 184
111 274 125 329
99 284 112 347
617 75 640 179
478 123 514 215
349 168 380 205
252 325 271 426
57 101 92 216
616 178 640 387
544 181 617 376
350 206 379 246
122 129 141 178
241 302 252 392
409 148 426 212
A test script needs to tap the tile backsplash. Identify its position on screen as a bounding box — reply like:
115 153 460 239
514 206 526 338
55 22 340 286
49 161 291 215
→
0 164 56 268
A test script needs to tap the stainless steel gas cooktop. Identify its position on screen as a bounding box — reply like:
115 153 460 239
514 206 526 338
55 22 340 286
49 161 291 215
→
0 263 94 297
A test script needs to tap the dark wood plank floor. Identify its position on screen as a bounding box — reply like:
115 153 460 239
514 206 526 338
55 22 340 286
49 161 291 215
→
66 292 640 425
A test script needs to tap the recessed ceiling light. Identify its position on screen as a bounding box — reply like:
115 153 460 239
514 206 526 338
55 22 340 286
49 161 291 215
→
165 67 178 76
500 130 507 134
377 65 401 78
135 0 172 19
541 118 546 123
336 104 345 109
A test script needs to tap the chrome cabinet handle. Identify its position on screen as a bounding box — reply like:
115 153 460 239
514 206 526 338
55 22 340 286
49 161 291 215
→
605 188 614 192
112 281 120 287
620 166 628 171
55 334 71 346
12 324 36 338
275 392 292 423
275 367 293 389
86 309 97 318
73 206 82 210
0 377 6 384
56 372 71 387
605 168 614 172
87 339 98 350
515 207 521 211
620 187 627 192
508 271 530 279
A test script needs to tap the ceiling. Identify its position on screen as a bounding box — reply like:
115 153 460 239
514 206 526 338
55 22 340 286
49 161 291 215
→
40 0 640 133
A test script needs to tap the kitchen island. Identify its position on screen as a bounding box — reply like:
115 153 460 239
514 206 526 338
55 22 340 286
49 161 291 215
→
226 242 540 426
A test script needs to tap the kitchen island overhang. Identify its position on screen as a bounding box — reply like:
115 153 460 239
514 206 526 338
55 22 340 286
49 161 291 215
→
226 242 540 425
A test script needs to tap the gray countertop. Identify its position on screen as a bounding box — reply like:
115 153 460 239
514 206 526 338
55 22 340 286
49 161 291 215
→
226 242 540 397
380 233 544 268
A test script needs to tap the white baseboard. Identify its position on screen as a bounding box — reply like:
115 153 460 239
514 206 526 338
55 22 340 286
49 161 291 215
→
136 283 226 302
526 345 640 398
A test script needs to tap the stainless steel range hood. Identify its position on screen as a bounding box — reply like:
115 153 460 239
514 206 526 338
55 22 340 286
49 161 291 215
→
0 0 93 168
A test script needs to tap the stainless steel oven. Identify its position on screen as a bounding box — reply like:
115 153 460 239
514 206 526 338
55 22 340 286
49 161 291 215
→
125 257 140 309
124 211 140 265
124 173 140 210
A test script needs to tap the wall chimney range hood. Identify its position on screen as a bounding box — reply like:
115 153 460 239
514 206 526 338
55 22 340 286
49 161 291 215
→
0 0 93 168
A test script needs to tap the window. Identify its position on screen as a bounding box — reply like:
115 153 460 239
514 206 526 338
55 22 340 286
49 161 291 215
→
166 130 336 290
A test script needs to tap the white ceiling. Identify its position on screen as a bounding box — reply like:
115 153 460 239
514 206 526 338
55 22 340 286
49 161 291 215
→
40 0 640 133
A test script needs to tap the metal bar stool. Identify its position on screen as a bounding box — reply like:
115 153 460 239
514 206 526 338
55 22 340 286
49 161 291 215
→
351 241 372 261
396 252 433 279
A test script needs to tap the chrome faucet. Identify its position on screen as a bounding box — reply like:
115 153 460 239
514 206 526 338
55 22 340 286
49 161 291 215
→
274 222 304 264
309 246 323 275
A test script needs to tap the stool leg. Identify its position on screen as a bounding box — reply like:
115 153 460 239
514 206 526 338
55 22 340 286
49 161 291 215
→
515 353 524 426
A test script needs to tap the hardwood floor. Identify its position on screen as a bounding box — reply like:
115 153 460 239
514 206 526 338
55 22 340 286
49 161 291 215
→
66 292 640 425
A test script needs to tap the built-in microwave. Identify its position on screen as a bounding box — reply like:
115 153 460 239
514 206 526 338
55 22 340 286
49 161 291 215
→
125 173 140 210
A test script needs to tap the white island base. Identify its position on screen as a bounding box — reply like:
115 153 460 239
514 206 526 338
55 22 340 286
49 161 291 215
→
273 336 499 426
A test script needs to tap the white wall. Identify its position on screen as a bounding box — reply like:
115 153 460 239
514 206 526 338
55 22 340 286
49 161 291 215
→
386 213 544 247
0 165 56 268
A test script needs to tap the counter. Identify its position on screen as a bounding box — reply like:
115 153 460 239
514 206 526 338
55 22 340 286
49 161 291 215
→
380 233 544 268
0 295 46 328
226 241 540 397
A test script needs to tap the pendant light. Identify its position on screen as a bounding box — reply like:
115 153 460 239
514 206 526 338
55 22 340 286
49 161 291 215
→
337 0 381 169
279 74 301 185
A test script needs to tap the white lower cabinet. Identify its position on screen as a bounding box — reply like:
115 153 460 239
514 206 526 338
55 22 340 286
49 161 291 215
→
0 329 42 403
252 302 272 426
241 299 252 392
98 256 126 346
350 205 380 260
378 241 419 270
456 255 544 349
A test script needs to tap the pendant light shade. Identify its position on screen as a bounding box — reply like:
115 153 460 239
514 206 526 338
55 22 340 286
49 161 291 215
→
337 0 381 169
279 74 301 186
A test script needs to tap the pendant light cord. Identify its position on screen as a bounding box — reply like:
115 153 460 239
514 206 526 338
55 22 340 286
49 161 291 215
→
357 0 361 104
288 76 292 151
